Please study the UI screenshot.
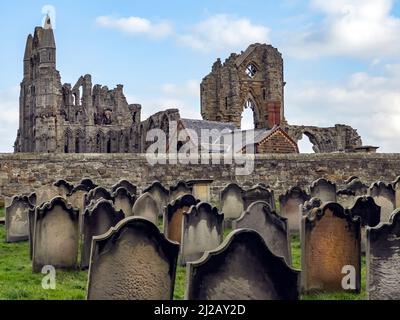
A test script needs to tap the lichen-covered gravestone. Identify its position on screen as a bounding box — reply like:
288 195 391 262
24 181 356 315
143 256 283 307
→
301 202 361 293
367 209 400 300
85 187 113 207
32 197 80 273
87 217 179 300
169 181 192 202
279 187 310 233
185 229 300 300
310 178 337 203
233 201 291 265
81 200 125 269
35 184 60 207
369 182 395 222
243 184 275 210
5 195 34 243
112 187 135 217
187 180 214 202
67 185 88 216
143 181 170 218
132 192 159 225
111 180 137 197
164 194 199 244
181 202 224 265
220 183 245 228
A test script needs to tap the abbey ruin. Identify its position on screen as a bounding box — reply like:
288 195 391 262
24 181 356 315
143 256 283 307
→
14 17 371 154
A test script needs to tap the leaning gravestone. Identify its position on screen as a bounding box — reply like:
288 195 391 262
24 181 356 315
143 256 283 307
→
5 195 34 243
85 187 113 207
81 200 125 269
187 180 214 202
112 187 135 217
164 194 199 243
279 186 310 233
233 201 291 265
143 181 170 218
54 179 74 198
87 217 179 300
132 192 159 225
243 184 276 211
368 182 395 222
181 202 224 265
169 181 192 202
111 180 137 197
310 178 337 203
32 197 80 273
301 202 361 293
185 229 299 300
367 209 400 300
220 183 245 227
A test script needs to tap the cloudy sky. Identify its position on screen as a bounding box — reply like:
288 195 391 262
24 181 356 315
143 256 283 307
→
0 0 400 152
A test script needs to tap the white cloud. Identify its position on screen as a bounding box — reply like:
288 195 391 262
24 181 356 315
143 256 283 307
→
286 0 400 59
178 14 270 53
285 64 400 152
96 15 173 38
0 86 19 152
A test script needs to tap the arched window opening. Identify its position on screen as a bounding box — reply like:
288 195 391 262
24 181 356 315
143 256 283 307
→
298 134 315 154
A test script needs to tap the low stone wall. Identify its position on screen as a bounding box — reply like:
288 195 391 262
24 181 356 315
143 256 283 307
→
0 153 399 206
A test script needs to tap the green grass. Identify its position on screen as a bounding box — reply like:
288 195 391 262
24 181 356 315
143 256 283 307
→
0 215 367 300
0 208 4 218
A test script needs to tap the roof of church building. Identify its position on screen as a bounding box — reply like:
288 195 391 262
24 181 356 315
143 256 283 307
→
180 118 237 141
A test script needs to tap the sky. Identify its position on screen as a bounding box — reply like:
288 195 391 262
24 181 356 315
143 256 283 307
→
1 0 400 153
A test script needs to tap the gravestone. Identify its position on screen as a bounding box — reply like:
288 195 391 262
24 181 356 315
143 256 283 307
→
67 185 87 216
54 179 74 198
220 183 245 227
349 196 381 252
132 192 159 225
310 178 337 203
169 181 192 202
111 180 137 196
164 194 199 243
185 229 299 300
85 187 113 207
301 202 361 293
143 181 169 218
368 182 395 222
279 186 310 233
79 178 98 191
233 201 291 265
112 187 135 217
243 184 275 211
181 202 224 265
87 217 179 300
28 193 37 206
32 197 80 273
345 177 368 196
337 190 356 209
35 185 60 207
5 195 34 243
81 200 125 269
392 176 400 209
187 180 214 202
367 209 400 300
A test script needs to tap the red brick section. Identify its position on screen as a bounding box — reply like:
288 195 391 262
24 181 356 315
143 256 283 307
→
257 129 299 154
267 102 282 128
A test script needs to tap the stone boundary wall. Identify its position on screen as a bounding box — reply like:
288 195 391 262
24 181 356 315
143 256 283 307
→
1 153 399 207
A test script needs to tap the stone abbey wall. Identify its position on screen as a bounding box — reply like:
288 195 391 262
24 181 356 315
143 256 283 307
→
1 153 399 206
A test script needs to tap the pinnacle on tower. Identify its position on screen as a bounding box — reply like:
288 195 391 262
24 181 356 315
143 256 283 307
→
44 14 52 30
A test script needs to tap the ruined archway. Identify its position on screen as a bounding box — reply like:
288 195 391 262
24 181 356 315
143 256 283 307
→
298 132 316 153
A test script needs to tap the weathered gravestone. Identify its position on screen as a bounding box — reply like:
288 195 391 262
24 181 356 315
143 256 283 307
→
67 185 88 216
349 196 381 252
54 179 74 198
367 209 400 300
81 200 125 269
87 217 179 300
5 195 34 243
181 202 224 265
185 229 300 300
393 176 400 209
170 181 192 202
32 197 80 273
337 190 356 209
111 180 137 197
79 178 98 191
112 187 135 217
301 202 361 293
243 184 276 210
187 180 214 202
310 178 337 203
35 184 60 207
28 193 37 206
233 201 291 265
279 186 310 233
369 182 395 222
132 192 159 225
164 194 199 244
345 177 368 196
85 187 113 207
143 181 170 218
220 183 245 227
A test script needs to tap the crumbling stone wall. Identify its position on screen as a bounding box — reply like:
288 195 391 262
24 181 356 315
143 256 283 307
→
1 153 399 206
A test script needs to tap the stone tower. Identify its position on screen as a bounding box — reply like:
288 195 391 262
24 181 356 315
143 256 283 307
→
16 15 63 152
201 43 286 130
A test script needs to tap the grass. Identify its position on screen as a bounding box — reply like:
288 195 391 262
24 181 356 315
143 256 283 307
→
0 208 367 300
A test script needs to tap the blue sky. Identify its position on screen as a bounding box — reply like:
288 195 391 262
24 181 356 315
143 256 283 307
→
1 0 400 152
